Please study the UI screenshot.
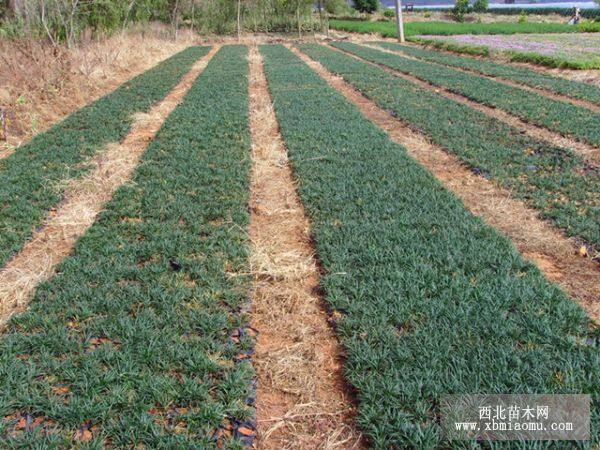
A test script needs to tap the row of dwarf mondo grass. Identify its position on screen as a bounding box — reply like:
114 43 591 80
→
331 42 600 149
0 45 255 448
0 46 210 268
298 43 600 250
261 44 599 449
371 41 600 108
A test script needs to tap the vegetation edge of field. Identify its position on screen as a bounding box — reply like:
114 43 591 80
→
412 36 600 70
329 19 600 37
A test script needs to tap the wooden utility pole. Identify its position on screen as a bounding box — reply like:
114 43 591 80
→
296 0 301 39
394 0 405 43
237 0 242 41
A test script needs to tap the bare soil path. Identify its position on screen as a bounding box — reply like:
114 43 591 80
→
248 46 363 449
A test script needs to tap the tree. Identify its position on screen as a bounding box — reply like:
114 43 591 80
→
1 0 321 42
452 0 470 21
353 0 378 14
472 0 488 13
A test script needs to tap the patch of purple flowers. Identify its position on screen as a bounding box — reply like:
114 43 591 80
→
420 33 600 61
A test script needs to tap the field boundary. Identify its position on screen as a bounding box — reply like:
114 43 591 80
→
248 45 362 449
291 44 600 323
327 43 600 166
0 45 220 327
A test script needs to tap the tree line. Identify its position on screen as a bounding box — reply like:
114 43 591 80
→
0 0 348 44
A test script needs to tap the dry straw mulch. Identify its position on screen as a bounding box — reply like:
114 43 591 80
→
248 46 363 449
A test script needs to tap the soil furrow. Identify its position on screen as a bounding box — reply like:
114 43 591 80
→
327 43 600 166
291 44 600 323
248 46 363 449
0 45 221 327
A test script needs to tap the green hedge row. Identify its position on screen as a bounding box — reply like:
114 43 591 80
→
428 7 600 18
372 41 600 107
298 43 600 249
331 41 600 148
395 7 600 18
0 46 210 268
408 35 600 70
0 45 254 448
328 19 600 37
261 44 598 449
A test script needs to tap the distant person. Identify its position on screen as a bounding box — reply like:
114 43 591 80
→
568 7 581 25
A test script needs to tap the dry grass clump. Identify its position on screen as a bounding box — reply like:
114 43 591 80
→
0 47 219 327
0 23 198 156
247 47 362 449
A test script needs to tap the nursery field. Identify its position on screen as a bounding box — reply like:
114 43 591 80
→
266 43 599 448
302 43 600 248
0 46 210 269
0 41 598 449
372 40 600 105
0 45 254 447
331 41 600 148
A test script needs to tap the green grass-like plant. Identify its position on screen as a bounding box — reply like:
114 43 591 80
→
505 49 600 71
0 45 254 448
328 19 600 37
297 43 599 249
371 41 600 107
0 46 210 268
331 42 600 148
262 43 598 449
410 36 600 70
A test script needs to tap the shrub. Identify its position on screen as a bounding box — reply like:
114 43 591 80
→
452 0 470 21
518 10 527 23
325 0 354 15
353 0 379 14
424 10 431 18
472 0 488 12
383 8 395 18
